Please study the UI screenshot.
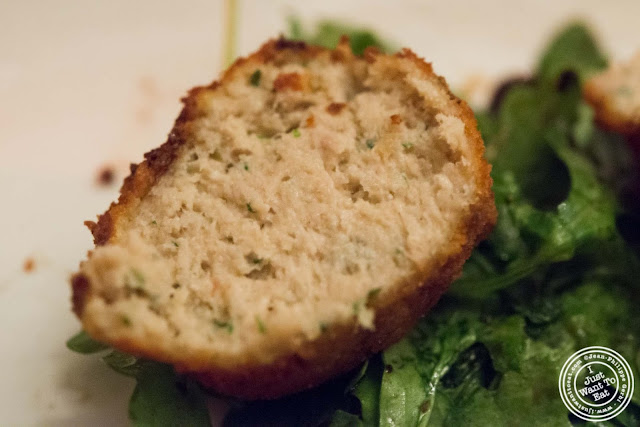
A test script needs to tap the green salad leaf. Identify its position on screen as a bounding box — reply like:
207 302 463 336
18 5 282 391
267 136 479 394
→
450 25 618 299
537 22 608 83
353 356 383 426
287 16 394 55
379 340 430 427
66 330 211 426
66 330 110 354
329 410 364 427
66 20 640 427
102 350 141 377
129 362 211 427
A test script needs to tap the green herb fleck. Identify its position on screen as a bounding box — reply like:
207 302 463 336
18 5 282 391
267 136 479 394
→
366 139 376 149
127 268 145 288
247 203 256 213
291 128 301 138
351 289 381 316
150 220 157 225
402 142 413 150
319 322 329 333
214 320 234 334
244 162 249 171
393 248 406 267
250 69 262 87
172 241 179 248
367 288 382 302
209 150 222 161
352 301 361 315
252 257 263 264
256 316 267 334
120 315 132 327
617 85 633 97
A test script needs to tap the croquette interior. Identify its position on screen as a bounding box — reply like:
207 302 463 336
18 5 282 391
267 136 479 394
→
75 40 488 371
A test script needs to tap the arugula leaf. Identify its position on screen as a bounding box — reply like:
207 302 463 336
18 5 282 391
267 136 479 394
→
451 154 617 299
129 362 211 427
353 356 383 426
102 350 141 377
537 22 608 83
66 330 109 354
368 278 640 427
451 53 618 299
66 331 211 426
287 16 394 55
429 338 571 427
577 127 638 200
477 316 526 373
572 101 595 147
329 410 364 427
344 309 481 426
379 340 430 427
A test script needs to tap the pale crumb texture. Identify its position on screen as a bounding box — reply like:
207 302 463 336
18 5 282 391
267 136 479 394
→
585 51 640 134
76 41 491 372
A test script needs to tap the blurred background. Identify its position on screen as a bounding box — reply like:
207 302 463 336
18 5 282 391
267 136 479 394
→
1 0 638 424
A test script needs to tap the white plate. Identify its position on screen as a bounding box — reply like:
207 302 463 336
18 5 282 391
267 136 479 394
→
1 0 638 425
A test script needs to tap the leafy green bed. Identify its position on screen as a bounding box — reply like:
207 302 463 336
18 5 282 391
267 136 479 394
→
67 21 640 427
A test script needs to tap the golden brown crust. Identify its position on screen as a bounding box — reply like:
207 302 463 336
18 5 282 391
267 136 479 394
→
305 114 316 128
583 79 640 136
73 37 496 399
71 273 90 316
273 72 308 92
390 114 403 125
326 102 347 115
